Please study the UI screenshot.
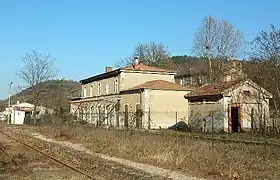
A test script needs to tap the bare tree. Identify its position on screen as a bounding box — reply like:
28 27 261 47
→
17 50 57 124
248 25 280 114
116 41 170 68
192 16 245 82
251 24 280 60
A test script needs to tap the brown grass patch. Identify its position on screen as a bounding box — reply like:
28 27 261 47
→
35 125 280 179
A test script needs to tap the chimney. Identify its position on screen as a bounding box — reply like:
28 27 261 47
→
105 67 113 73
132 56 140 69
134 56 139 65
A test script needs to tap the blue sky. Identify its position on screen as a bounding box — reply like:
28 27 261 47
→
0 0 279 99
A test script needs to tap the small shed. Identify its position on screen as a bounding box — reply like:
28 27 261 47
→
184 79 272 132
5 101 51 125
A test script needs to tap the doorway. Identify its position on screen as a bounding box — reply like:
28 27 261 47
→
231 107 240 132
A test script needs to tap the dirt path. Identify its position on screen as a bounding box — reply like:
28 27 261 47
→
30 132 207 180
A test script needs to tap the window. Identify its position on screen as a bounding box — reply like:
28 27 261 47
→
90 85 93 97
83 86 87 98
114 79 118 93
97 83 101 96
105 83 109 94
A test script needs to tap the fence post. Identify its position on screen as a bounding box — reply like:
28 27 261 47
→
211 111 214 148
175 111 178 131
251 108 254 139
272 111 275 133
148 108 151 130
264 110 266 135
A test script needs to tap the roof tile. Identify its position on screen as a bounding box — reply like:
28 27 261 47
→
185 80 242 98
127 80 194 91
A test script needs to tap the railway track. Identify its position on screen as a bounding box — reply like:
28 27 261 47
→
0 131 95 180
1 127 165 180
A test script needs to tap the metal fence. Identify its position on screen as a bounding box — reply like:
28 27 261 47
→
70 109 280 135
72 110 189 130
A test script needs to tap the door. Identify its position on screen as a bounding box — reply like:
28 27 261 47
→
231 107 239 132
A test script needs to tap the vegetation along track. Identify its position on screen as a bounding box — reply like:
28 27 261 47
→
0 130 95 180
1 128 164 180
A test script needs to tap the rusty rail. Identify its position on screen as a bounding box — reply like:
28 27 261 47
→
0 131 96 180
0 141 32 179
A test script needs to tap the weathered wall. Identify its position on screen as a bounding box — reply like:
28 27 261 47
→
189 100 224 132
120 71 175 90
228 83 271 130
118 93 142 127
147 89 189 129
82 76 119 97
119 93 141 112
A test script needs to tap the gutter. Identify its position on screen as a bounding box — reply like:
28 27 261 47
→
119 88 145 95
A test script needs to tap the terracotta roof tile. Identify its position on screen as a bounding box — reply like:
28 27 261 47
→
121 63 176 73
127 80 194 91
185 80 242 98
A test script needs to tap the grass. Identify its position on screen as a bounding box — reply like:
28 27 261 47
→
32 125 280 180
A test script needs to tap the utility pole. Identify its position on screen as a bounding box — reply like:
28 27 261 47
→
7 82 13 125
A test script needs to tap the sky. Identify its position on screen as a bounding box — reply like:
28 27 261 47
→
0 0 279 99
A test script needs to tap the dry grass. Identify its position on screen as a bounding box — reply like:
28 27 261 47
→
35 125 280 180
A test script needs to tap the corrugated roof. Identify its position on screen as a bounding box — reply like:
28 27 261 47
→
185 80 242 98
121 63 176 73
126 80 194 91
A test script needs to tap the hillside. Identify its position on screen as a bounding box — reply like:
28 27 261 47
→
0 79 81 111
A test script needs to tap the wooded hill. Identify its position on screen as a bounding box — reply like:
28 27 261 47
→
0 79 81 111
